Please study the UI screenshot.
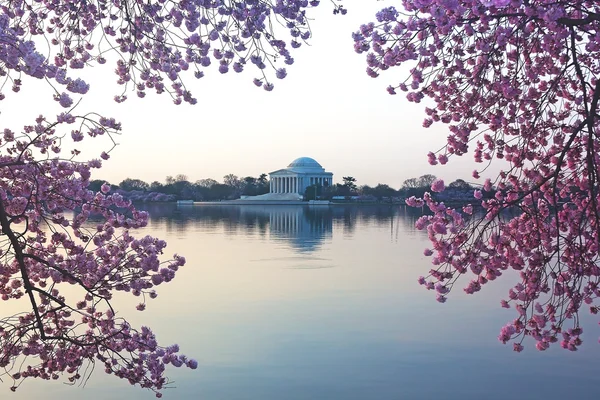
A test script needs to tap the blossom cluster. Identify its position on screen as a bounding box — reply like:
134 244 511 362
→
0 113 193 395
0 0 337 106
411 174 600 352
356 1 600 351
0 0 353 395
0 0 349 393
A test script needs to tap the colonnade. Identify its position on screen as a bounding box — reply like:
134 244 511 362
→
270 176 301 194
269 176 333 194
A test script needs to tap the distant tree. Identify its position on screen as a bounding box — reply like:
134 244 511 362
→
402 178 419 189
304 185 321 201
359 185 373 196
342 176 358 192
329 183 348 197
240 175 271 196
400 177 427 198
193 185 210 201
150 181 164 192
210 184 237 200
321 184 338 200
160 183 178 196
173 179 192 199
175 174 188 183
448 179 472 190
223 174 243 192
417 174 437 188
119 178 149 192
241 177 258 196
165 176 176 185
223 174 237 186
196 178 218 188
257 173 268 186
372 184 397 201
179 185 195 200
88 179 106 193
256 174 270 195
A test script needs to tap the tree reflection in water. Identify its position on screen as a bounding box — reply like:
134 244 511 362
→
134 204 419 252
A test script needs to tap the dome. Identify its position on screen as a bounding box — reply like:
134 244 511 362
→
287 157 323 170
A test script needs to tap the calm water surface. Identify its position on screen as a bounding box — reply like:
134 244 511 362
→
6 204 600 399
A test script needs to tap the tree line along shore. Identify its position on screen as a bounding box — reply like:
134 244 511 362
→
89 174 482 203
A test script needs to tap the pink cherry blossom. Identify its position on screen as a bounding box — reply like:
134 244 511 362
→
0 113 191 396
430 179 445 192
0 0 328 106
355 0 600 352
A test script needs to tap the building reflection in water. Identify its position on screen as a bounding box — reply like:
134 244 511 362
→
136 203 417 252
264 206 332 252
140 204 333 252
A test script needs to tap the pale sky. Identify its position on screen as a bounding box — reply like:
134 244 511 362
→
2 0 493 189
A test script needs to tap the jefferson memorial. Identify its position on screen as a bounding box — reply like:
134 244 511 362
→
240 157 333 201
269 157 333 195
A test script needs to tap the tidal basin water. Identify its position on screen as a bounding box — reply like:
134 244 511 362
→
7 204 600 400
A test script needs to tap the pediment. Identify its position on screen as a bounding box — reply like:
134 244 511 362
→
269 169 291 175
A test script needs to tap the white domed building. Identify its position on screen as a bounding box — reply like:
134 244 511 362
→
238 157 333 202
269 157 333 197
